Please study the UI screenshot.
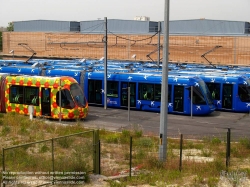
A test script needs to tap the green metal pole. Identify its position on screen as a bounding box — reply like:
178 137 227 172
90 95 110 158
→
179 134 183 172
95 130 100 174
93 130 96 173
99 140 101 174
3 148 5 187
52 138 55 185
129 136 132 178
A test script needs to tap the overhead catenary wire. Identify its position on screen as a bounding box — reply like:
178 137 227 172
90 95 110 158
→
108 30 159 46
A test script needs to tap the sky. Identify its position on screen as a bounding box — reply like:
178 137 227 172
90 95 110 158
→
0 0 250 27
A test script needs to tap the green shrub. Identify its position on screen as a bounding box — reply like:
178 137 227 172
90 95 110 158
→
2 125 11 136
211 137 222 145
213 158 225 172
183 140 205 149
137 137 154 147
121 129 131 138
105 134 120 143
133 130 143 138
57 137 74 148
131 124 143 138
18 124 29 135
239 137 250 149
135 149 146 160
147 157 165 169
207 177 219 187
202 149 212 157
39 144 50 153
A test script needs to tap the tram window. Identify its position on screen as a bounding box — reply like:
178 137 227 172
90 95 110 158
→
139 83 154 100
155 84 161 101
56 89 75 109
206 83 220 100
24 87 39 106
193 87 206 105
154 84 171 102
10 86 24 104
42 88 50 103
107 81 118 98
70 83 86 107
129 84 135 96
168 85 172 103
238 85 250 102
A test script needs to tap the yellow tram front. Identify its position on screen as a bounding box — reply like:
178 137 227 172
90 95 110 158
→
4 75 88 120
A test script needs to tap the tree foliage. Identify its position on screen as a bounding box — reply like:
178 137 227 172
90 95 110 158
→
7 22 14 31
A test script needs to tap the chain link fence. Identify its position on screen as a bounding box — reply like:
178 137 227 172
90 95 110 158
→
2 31 250 65
2 130 97 186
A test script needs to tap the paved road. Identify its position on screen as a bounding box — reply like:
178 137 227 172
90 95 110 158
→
79 106 250 140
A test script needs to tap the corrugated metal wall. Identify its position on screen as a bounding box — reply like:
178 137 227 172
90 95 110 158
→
161 19 247 35
80 19 158 34
13 19 249 35
14 20 80 32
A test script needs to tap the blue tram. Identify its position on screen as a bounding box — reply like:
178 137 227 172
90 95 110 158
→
1 59 250 114
169 71 250 112
197 74 250 112
85 72 215 115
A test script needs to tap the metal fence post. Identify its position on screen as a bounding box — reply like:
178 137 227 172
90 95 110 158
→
99 140 101 174
129 136 132 178
93 130 95 173
51 138 55 185
226 128 231 169
179 134 183 172
96 130 100 174
2 148 5 187
93 130 100 174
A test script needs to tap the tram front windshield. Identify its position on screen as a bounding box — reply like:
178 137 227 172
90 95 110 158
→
194 81 213 105
70 83 86 107
238 84 250 102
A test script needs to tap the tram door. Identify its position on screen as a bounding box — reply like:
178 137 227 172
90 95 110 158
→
222 84 233 109
88 80 102 104
41 88 51 116
173 86 184 112
121 82 136 107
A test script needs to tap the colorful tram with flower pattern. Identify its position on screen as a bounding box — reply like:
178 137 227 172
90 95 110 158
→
0 74 88 119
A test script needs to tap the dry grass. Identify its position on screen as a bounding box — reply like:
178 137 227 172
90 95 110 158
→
99 129 250 187
0 113 92 185
0 113 250 186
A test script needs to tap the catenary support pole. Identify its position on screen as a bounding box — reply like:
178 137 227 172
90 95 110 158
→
157 21 161 67
104 17 108 109
129 136 132 178
128 87 130 121
191 86 193 118
159 0 170 162
59 79 62 123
